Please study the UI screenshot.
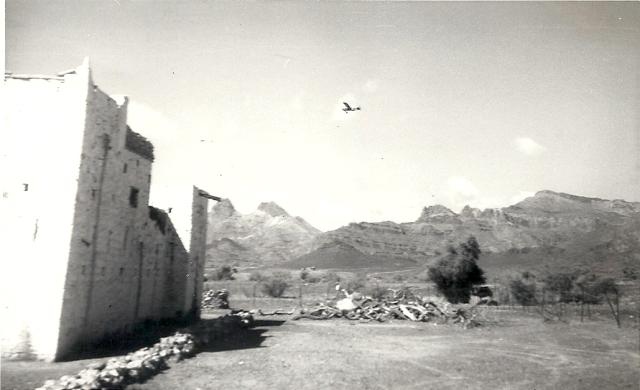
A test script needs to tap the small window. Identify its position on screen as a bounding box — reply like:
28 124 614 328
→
129 187 139 208
123 163 128 173
136 159 140 167
119 267 124 276
101 266 106 276
91 189 97 199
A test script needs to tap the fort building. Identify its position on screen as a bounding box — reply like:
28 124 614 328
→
1 59 211 361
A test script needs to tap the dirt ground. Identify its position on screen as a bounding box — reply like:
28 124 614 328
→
128 311 638 390
3 308 638 390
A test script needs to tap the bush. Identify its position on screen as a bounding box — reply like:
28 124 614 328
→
365 284 390 300
211 265 235 281
542 272 576 303
272 271 292 280
427 236 485 303
306 275 321 284
322 271 341 283
300 268 309 281
249 270 266 282
509 278 537 306
343 275 367 293
574 273 603 304
261 278 290 297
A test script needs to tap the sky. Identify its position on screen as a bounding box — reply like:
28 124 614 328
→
5 1 640 231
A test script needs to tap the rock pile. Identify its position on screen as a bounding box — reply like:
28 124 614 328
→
294 288 481 328
202 289 230 309
36 332 196 390
36 312 255 390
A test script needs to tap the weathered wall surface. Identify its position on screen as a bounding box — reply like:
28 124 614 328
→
2 60 206 361
186 187 209 317
1 64 91 361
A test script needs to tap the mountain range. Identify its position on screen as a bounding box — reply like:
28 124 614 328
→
206 191 640 276
206 199 320 269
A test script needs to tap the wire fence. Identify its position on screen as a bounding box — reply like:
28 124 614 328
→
204 278 638 328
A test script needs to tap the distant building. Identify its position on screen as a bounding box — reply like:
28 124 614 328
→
1 59 210 361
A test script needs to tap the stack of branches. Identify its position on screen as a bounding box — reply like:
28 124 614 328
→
294 287 481 328
202 289 229 309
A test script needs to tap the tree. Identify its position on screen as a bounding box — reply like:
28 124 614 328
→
542 272 575 303
211 265 235 281
509 275 537 308
593 277 621 328
574 272 602 321
261 277 290 298
428 236 486 303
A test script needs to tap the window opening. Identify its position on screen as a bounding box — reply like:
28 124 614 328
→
129 187 139 208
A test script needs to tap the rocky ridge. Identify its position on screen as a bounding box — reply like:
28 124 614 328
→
307 190 640 273
206 199 321 268
207 191 639 275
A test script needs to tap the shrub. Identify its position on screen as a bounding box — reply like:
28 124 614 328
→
300 268 309 281
592 277 622 328
211 265 235 281
622 267 638 280
249 270 266 282
574 273 602 305
542 272 576 303
306 275 321 284
322 271 341 283
261 278 290 298
427 236 485 303
509 278 537 307
365 284 390 300
343 275 367 293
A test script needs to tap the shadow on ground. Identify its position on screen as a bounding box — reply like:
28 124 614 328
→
67 317 286 361
195 318 286 354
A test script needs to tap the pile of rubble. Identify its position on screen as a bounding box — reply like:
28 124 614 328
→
202 289 229 309
36 312 254 390
294 288 481 328
36 332 196 390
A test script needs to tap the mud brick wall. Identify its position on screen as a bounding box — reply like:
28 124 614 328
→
2 59 206 361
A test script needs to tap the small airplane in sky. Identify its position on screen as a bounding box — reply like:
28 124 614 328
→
342 102 361 113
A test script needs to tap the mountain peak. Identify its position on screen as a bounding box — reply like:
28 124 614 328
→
211 198 236 218
416 205 457 222
257 201 289 217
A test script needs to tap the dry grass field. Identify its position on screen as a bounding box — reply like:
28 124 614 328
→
132 310 638 390
2 281 638 390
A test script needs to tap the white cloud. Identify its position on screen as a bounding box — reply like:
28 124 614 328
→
515 137 546 155
363 79 379 93
445 176 480 210
442 176 535 211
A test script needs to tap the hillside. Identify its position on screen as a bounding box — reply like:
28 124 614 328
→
306 191 640 275
280 240 418 271
206 199 321 269
206 191 639 276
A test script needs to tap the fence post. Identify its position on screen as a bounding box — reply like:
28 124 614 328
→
252 283 257 306
299 284 303 308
